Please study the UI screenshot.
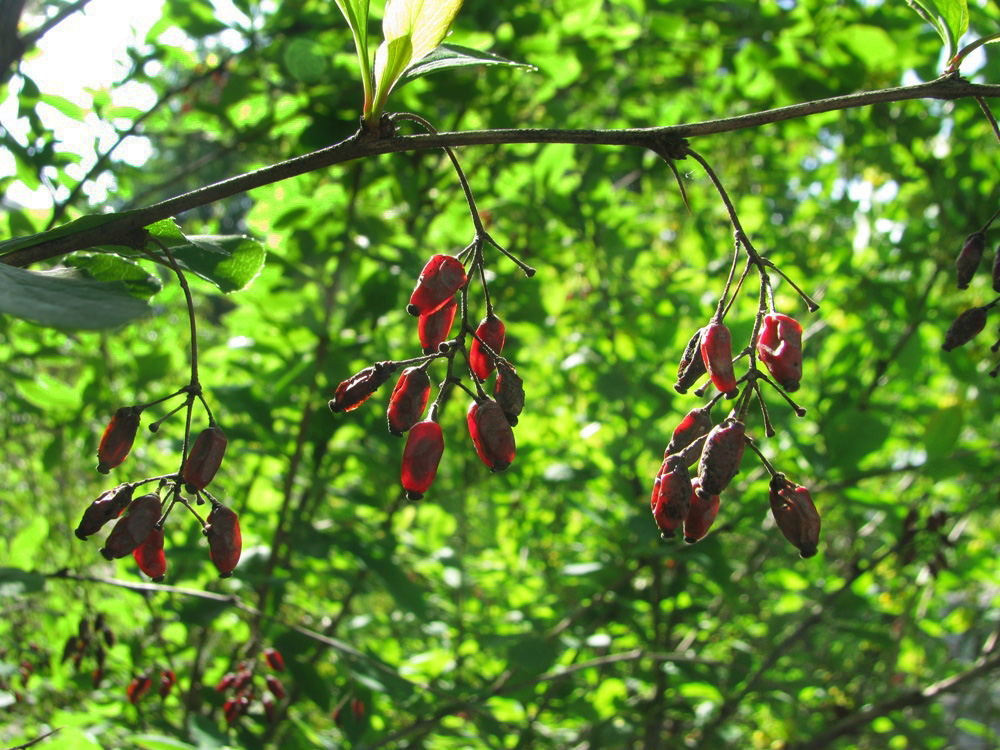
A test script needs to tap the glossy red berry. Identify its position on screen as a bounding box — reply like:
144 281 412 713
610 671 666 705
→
75 484 134 540
387 367 432 436
329 361 397 413
651 456 692 538
407 254 467 316
769 475 821 558
97 406 142 474
206 504 242 578
700 321 738 398
756 313 803 392
467 400 516 472
101 493 162 560
133 527 166 582
683 478 720 543
697 419 746 497
182 426 228 491
401 420 445 500
469 315 506 381
418 297 457 353
956 231 986 289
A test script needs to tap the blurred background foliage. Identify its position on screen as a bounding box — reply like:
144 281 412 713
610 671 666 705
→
2 0 1000 748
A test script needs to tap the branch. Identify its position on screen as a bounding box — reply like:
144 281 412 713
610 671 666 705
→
0 0 92 85
3 75 1000 268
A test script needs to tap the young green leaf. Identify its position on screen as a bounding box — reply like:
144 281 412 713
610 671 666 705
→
907 0 969 56
333 0 374 115
396 43 536 88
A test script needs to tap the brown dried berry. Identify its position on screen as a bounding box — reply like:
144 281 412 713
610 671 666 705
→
494 358 525 426
182 426 228 491
386 367 431 436
401 420 445 500
76 483 134 540
467 400 516 472
756 313 803 392
97 406 142 474
956 231 986 290
100 493 162 560
941 306 989 352
133 527 166 582
418 297 457 353
697 419 746 497
329 361 397 413
700 321 738 398
683 477 721 543
769 475 821 558
407 254 467 316
674 328 707 394
469 315 506 381
206 504 242 578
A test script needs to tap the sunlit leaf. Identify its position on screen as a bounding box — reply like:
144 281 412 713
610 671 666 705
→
396 43 536 87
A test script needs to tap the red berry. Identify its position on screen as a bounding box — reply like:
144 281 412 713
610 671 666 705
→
133 527 166 582
97 406 142 474
329 361 397 413
401 420 445 500
101 493 162 560
418 298 457 353
697 419 746 497
467 400 516 472
182 426 228 491
942 306 989 352
386 367 432 436
75 484 134 540
469 315 506 381
651 456 692 538
756 313 803 392
664 406 713 457
683 478 720 543
769 475 821 558
127 673 153 704
700 321 738 398
159 669 176 698
407 254 467 316
263 647 285 672
206 505 242 578
262 692 278 722
956 231 986 289
265 674 286 700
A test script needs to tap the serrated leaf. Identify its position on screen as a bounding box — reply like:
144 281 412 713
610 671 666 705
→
908 0 968 53
0 262 150 329
63 253 162 299
397 43 536 86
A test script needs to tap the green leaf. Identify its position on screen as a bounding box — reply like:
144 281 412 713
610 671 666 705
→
396 43 537 87
373 35 415 116
907 0 969 54
133 736 199 750
0 210 139 256
63 253 163 299
823 408 891 469
283 38 329 84
143 220 266 293
923 404 963 459
333 0 373 113
0 262 150 330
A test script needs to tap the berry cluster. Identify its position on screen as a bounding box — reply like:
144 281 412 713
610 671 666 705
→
126 667 176 704
60 613 115 688
215 647 286 726
75 390 242 580
943 213 1000 370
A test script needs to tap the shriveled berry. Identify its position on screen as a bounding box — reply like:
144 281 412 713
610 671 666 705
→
159 669 176 698
329 361 397 413
494 358 525 426
418 298 457 353
684 477 720 543
387 367 431 436
665 406 713 457
101 493 162 560
469 315 506 381
133 527 166 582
956 231 986 290
651 456 692 538
942 306 989 351
206 504 242 578
467 400 516 472
401 420 444 500
756 313 803 392
769 475 821 558
97 406 142 474
182 426 228 492
674 328 707 394
265 674 286 700
407 254 467 316
75 484 134 540
263 647 285 672
697 419 746 497
700 321 738 398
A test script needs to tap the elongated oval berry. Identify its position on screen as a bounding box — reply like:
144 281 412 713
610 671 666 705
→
494 358 525 426
697 418 746 497
263 647 285 672
329 361 397 413
756 313 803 392
127 673 153 704
182 426 228 492
700 321 738 398
401 420 444 500
769 475 821 558
684 477 720 543
159 669 176 698
387 367 431 436
76 484 134 540
942 306 988 352
265 674 286 700
674 328 707 394
956 231 986 290
407 254 467 316
469 315 506 381
206 504 242 577
133 527 166 581
467 400 516 472
418 298 457 354
101 493 162 560
97 406 142 474
665 406 713 457
651 456 692 538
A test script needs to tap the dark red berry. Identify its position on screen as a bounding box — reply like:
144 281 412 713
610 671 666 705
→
942 306 989 352
665 406 713 457
159 669 176 698
469 315 506 381
182 426 228 491
133 527 166 582
651 456 692 538
683 478 720 543
101 493 162 560
127 673 153 704
329 361 397 413
76 484 134 540
407 254 467 316
265 674 286 700
956 231 986 289
756 313 803 392
262 692 278 722
701 321 738 398
467 400 516 472
206 504 242 577
697 419 746 497
401 420 445 500
675 328 707 394
263 647 285 672
97 406 142 474
418 298 457 353
387 367 431 436
769 475 821 558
